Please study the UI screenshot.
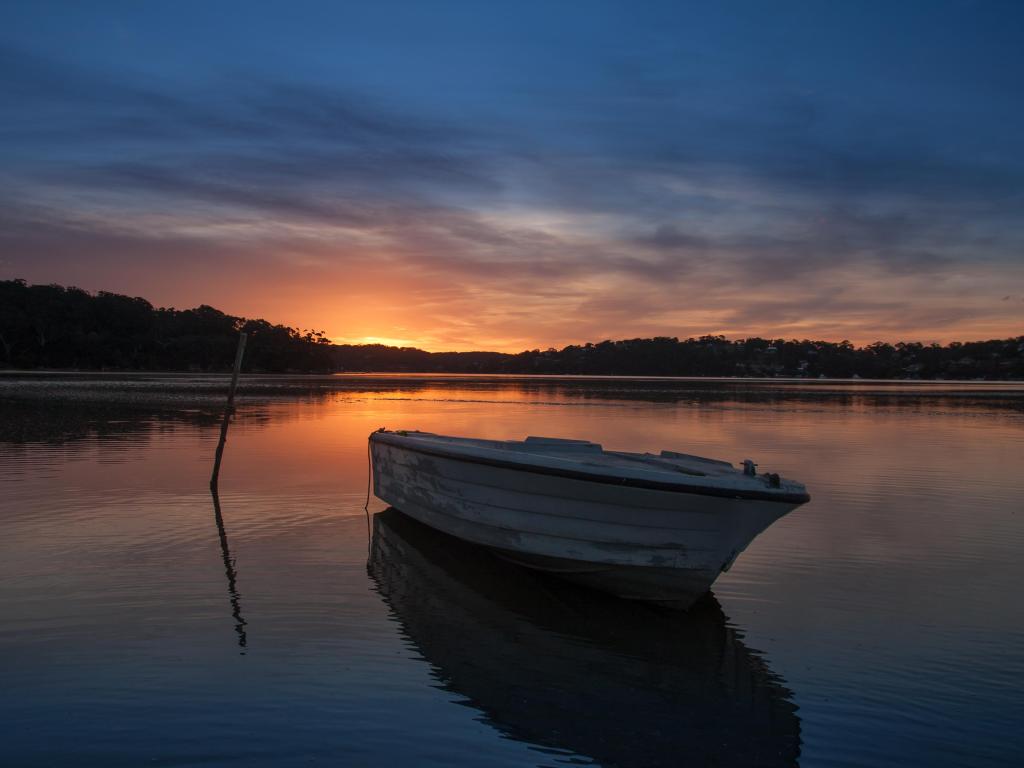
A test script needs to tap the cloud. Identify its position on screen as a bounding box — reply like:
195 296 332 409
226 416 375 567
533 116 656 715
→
2 42 1023 350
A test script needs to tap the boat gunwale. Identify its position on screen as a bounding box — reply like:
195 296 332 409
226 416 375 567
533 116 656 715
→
371 432 811 505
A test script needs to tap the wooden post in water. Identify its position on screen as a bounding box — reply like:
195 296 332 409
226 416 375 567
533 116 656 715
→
210 332 247 491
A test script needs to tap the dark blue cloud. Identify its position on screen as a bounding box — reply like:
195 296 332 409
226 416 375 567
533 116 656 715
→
1 1 1022 344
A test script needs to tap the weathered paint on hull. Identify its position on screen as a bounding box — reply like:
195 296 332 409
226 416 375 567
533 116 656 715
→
371 440 799 607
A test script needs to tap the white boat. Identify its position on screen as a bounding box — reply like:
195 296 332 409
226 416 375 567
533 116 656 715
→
369 429 810 608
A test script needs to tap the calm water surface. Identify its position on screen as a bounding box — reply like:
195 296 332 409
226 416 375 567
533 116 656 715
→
1 374 1022 767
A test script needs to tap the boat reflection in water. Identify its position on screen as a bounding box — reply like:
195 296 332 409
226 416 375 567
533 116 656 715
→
368 508 801 767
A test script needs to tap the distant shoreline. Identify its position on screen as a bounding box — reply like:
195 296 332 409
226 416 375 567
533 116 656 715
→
2 369 1022 385
3 280 1023 380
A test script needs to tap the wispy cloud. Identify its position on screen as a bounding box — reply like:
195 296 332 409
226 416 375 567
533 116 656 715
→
1 29 1022 350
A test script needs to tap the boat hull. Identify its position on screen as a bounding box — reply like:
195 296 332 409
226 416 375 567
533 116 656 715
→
371 437 801 607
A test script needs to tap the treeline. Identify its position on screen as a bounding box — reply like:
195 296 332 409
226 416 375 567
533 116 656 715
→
0 280 333 372
334 336 1024 379
2 280 1022 378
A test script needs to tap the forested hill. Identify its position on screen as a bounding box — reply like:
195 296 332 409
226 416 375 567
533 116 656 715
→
333 337 1024 379
2 280 1022 378
0 280 334 372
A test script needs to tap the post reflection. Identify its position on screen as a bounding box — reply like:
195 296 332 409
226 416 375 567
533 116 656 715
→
368 508 800 767
210 488 248 652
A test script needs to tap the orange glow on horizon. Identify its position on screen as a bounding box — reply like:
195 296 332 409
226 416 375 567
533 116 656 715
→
6 215 1022 353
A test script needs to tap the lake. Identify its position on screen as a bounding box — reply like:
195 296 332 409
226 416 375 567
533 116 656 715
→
1 373 1022 767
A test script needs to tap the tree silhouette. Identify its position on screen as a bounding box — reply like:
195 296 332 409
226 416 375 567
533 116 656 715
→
2 279 1022 378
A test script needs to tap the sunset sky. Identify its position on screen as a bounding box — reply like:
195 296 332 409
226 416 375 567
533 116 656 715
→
1 0 1022 351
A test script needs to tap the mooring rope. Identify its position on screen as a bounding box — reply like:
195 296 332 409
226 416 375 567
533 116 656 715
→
364 433 373 545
